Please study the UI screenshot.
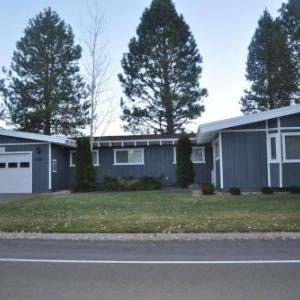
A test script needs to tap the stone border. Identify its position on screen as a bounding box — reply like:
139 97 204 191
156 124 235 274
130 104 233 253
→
0 232 299 241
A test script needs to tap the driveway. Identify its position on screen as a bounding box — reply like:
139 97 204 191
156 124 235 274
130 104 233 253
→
0 193 32 204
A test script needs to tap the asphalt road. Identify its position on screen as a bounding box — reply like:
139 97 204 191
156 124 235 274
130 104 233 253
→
0 239 299 300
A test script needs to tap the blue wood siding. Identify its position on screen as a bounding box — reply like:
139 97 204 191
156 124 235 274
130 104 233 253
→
1 143 49 193
51 145 70 191
282 163 300 186
227 121 265 130
270 164 280 187
69 144 212 187
280 113 300 127
222 131 268 191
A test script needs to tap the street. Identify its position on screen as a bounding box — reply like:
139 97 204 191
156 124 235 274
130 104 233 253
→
0 239 299 300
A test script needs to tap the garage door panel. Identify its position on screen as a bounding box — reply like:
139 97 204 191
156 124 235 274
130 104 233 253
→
0 153 32 193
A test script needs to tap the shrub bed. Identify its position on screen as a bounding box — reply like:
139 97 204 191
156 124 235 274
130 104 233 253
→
201 182 215 195
98 176 162 191
229 187 241 195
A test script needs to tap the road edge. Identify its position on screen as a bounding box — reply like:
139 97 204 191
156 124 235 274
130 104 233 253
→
0 232 300 241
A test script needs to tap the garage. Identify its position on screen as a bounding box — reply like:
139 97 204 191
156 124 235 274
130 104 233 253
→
0 152 32 193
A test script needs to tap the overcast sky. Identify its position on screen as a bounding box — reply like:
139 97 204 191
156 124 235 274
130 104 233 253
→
0 0 285 135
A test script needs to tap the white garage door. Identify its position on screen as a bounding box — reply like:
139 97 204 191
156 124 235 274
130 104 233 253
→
0 152 32 193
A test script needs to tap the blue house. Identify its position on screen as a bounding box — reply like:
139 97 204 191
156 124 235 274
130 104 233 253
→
0 104 299 193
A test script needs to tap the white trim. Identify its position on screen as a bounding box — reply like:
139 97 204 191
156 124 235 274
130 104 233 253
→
278 118 283 188
191 146 206 164
197 104 300 143
48 144 52 190
92 149 100 166
113 148 145 166
69 150 100 167
267 133 280 163
0 151 32 155
0 128 76 147
265 121 271 187
282 132 300 163
52 159 57 173
173 147 176 164
219 131 224 189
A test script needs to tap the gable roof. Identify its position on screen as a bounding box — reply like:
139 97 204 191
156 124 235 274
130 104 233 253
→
0 128 76 147
196 104 300 144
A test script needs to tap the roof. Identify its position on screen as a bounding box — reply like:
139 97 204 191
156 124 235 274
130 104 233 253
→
0 128 76 147
196 104 300 144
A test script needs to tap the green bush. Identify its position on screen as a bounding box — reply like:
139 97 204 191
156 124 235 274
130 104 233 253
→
201 182 215 195
98 176 162 191
229 187 241 195
289 186 300 194
262 187 274 194
176 133 194 188
72 137 96 193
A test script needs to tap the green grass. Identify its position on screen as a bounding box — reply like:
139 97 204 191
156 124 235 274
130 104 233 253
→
0 190 299 233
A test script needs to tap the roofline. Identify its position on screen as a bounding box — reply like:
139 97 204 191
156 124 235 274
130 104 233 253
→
0 128 76 147
197 104 300 143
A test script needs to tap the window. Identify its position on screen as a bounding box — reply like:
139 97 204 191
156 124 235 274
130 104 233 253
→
52 159 57 173
0 163 5 168
284 134 300 161
114 148 144 165
191 147 205 163
20 162 30 168
268 134 279 162
70 150 99 167
173 146 205 164
8 162 17 168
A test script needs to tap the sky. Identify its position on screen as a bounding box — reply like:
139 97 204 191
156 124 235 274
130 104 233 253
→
0 0 285 136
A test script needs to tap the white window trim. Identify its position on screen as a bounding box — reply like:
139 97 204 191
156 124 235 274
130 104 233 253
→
282 132 300 163
191 146 206 164
69 150 100 167
267 133 280 163
52 159 57 173
173 146 206 164
113 148 145 166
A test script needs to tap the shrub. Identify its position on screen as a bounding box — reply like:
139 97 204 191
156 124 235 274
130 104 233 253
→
72 137 96 192
98 176 162 191
176 133 194 188
289 186 300 194
201 182 215 195
262 187 274 194
229 187 241 195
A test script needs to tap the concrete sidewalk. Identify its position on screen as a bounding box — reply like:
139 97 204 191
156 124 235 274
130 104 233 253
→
0 232 299 241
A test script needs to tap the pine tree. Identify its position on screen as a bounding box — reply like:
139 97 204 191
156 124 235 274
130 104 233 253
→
240 10 298 113
279 0 300 101
72 137 96 192
176 134 194 188
118 0 207 134
0 8 90 136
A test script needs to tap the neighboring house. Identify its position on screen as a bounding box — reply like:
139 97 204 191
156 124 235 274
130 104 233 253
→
0 104 299 194
197 104 300 191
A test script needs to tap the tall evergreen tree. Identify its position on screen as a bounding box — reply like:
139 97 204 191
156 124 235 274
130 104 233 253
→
279 0 300 101
240 10 298 113
0 8 90 136
118 0 207 134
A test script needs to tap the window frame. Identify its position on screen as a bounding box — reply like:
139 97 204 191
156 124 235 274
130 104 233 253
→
173 146 206 164
267 133 280 163
282 133 300 163
69 150 100 167
52 159 57 173
113 148 145 166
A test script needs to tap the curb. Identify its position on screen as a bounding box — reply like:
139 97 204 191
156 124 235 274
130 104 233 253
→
0 232 300 241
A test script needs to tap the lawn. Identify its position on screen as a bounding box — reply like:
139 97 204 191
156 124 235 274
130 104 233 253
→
0 190 299 233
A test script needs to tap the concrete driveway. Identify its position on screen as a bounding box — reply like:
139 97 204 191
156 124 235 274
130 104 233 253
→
0 194 32 204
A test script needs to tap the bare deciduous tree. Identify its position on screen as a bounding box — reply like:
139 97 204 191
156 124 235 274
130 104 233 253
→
80 1 115 144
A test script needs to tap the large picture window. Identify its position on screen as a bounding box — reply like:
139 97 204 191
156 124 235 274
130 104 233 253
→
284 134 300 161
70 150 99 167
114 148 144 165
173 146 205 164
